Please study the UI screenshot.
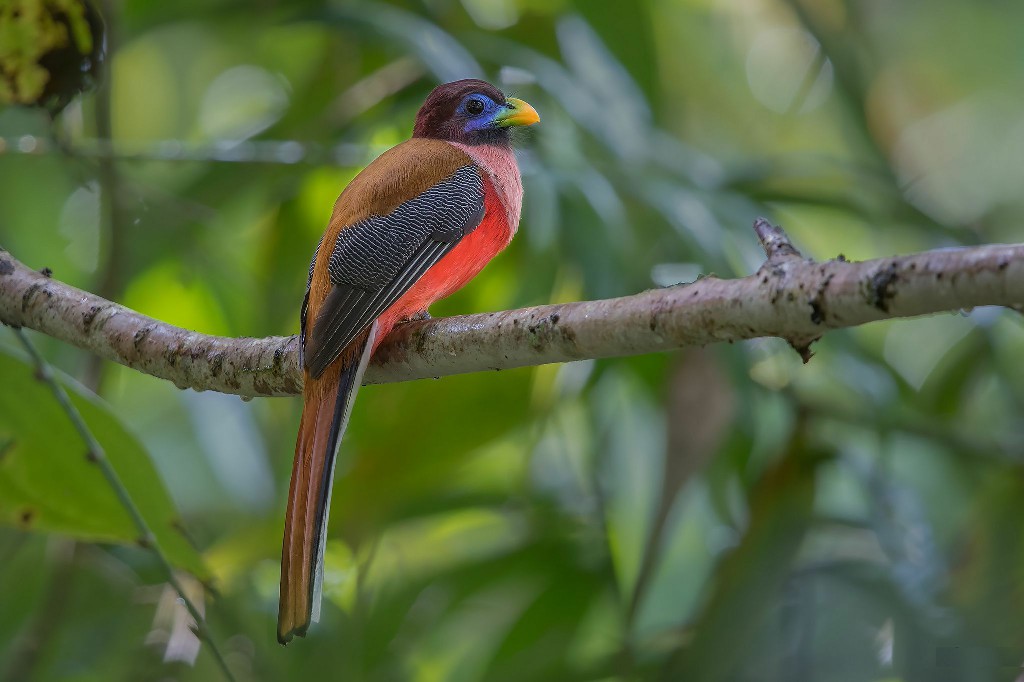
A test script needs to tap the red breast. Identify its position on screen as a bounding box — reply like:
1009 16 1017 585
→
374 176 512 351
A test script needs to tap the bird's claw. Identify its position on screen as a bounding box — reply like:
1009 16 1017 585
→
401 310 432 324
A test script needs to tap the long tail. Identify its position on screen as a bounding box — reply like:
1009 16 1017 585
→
278 322 378 644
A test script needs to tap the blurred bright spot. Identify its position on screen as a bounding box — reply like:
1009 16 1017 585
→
58 182 100 273
650 262 702 286
645 183 723 255
298 167 360 239
746 27 833 114
274 140 305 164
322 540 359 614
252 558 283 609
145 575 203 665
121 261 231 334
876 618 895 666
199 65 290 141
554 359 596 399
202 523 281 590
370 509 527 590
748 349 797 390
883 314 974 389
369 125 405 151
461 0 519 30
183 392 275 512
815 459 872 521
832 353 900 405
113 39 180 139
893 94 1024 224
498 66 537 87
451 439 527 495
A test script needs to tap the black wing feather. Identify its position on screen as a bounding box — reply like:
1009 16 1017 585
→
298 236 324 368
304 165 484 378
337 239 455 343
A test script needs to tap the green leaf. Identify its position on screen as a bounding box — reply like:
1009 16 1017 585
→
0 346 208 580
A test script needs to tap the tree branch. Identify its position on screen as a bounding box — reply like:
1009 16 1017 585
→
1 219 1021 398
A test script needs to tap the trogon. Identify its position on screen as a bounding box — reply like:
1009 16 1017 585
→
278 79 540 643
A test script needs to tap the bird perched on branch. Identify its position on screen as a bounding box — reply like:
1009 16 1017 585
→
278 79 539 643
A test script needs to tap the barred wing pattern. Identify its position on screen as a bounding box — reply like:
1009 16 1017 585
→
304 165 485 378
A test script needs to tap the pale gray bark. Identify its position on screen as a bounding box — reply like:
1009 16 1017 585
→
1 220 1021 397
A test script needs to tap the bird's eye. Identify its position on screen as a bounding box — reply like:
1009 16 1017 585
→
465 98 485 116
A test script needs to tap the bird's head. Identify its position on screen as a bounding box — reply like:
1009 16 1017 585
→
413 78 540 146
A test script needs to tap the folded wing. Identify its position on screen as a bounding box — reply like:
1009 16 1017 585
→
303 164 485 378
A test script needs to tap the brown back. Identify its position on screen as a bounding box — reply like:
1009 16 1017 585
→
305 138 474 337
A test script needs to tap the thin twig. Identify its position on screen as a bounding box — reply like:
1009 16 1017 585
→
8 326 237 682
753 217 803 261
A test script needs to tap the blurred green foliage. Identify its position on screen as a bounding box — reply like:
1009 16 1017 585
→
1 0 1024 680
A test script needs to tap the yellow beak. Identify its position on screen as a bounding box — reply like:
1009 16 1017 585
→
494 97 540 128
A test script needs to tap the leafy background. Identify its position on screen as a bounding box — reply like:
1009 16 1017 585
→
1 0 1024 680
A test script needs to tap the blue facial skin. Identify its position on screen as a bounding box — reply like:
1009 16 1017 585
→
459 94 505 132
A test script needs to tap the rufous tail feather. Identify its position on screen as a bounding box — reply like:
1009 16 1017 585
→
278 321 378 644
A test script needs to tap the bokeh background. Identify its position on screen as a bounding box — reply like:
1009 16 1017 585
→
2 0 1024 680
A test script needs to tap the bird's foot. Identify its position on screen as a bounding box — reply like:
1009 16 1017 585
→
400 310 432 324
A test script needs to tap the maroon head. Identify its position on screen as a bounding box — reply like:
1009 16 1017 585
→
412 79 539 146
